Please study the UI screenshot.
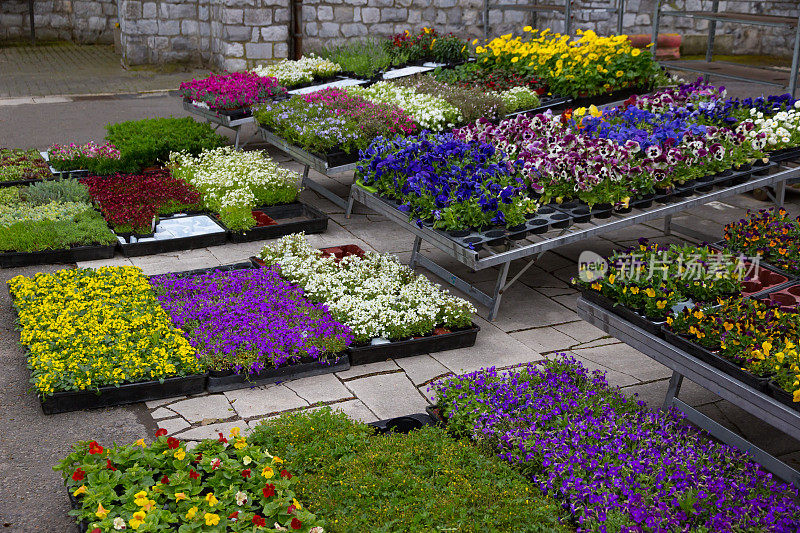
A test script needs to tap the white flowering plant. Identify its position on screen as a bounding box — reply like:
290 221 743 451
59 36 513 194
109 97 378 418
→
259 234 475 342
252 55 341 87
748 103 800 151
495 86 541 112
168 147 300 231
346 82 462 131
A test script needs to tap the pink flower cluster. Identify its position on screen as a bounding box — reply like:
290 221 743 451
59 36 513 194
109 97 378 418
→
303 88 417 135
179 72 286 111
48 141 121 162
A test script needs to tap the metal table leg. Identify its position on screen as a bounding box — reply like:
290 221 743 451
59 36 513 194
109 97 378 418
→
487 262 511 321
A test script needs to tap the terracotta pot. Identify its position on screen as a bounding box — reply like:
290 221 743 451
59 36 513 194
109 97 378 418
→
626 33 681 59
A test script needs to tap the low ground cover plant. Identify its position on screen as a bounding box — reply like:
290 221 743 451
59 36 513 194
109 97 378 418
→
8 267 201 397
256 88 417 155
251 55 341 87
347 81 462 131
0 179 116 253
47 141 121 175
316 37 396 77
150 267 352 376
55 427 323 532
434 356 800 531
105 117 226 173
168 147 300 232
395 75 507 123
249 408 568 533
258 234 474 342
84 170 203 234
433 61 544 92
0 148 52 183
722 207 800 275
179 71 286 111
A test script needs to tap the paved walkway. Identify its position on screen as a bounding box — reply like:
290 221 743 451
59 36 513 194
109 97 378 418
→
0 44 207 98
75 148 800 468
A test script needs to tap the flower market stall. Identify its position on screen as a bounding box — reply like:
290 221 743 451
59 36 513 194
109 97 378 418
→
348 81 800 319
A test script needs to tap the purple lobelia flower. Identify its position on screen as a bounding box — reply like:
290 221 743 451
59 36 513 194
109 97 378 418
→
150 267 353 375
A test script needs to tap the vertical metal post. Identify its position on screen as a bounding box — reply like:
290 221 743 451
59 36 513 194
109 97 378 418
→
483 0 489 41
789 13 800 97
345 189 356 218
705 0 719 83
487 262 511 321
28 0 35 45
233 127 241 150
617 0 626 35
300 164 310 189
663 371 684 410
650 0 661 57
564 0 572 36
663 214 672 236
409 236 423 269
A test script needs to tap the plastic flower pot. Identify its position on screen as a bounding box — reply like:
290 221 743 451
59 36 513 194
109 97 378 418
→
526 217 549 234
447 229 471 238
590 203 612 219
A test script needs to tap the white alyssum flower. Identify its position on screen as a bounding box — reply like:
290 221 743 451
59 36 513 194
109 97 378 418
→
346 82 462 131
748 108 800 150
259 234 475 342
252 55 341 86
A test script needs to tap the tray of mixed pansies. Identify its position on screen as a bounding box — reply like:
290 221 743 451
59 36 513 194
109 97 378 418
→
168 147 327 244
574 240 782 338
56 428 323 532
179 72 287 119
254 234 479 365
8 267 207 414
0 148 54 187
0 179 117 268
150 263 353 393
720 207 800 279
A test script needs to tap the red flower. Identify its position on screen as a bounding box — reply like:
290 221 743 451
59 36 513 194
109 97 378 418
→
167 437 180 449
211 458 221 470
291 518 302 530
72 468 85 482
280 469 292 479
228 511 239 520
91 529 101 533
88 441 104 455
155 428 168 437
160 475 170 484
287 505 296 514
262 484 275 498
194 452 203 464
252 515 266 527
106 459 117 471
189 469 200 480
218 432 228 444
241 468 251 478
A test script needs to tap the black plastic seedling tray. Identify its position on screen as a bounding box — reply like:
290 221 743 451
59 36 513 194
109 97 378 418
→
368 412 441 434
348 324 480 366
40 373 208 415
206 355 350 393
579 288 666 337
220 202 328 244
0 244 116 268
118 214 228 257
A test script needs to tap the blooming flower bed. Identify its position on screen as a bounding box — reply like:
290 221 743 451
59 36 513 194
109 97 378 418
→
255 88 417 156
722 207 800 275
8 267 201 397
386 27 469 65
150 267 352 376
251 55 341 87
472 28 662 98
168 147 300 232
84 170 203 234
0 148 52 183
434 356 800 531
347 81 462 131
46 141 121 175
258 234 475 343
179 72 286 111
55 428 323 532
0 180 116 254
357 132 536 231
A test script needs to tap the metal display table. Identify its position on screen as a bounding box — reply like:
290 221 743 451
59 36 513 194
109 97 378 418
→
183 101 256 149
577 296 800 487
259 128 358 211
348 164 800 320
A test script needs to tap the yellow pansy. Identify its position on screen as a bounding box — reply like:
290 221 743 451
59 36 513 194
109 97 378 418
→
204 513 220 526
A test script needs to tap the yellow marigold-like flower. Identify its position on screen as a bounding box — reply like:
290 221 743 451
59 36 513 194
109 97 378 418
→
631 48 641 56
95 503 110 519
205 493 219 507
204 513 220 526
174 448 186 460
262 466 274 479
186 506 198 520
175 492 188 501
73 485 87 497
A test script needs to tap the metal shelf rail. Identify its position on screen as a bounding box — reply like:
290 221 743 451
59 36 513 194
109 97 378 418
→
652 0 800 97
577 296 800 487
183 101 256 150
347 163 799 320
482 0 628 41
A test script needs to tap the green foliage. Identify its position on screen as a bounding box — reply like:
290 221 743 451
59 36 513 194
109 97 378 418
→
431 34 470 64
0 209 117 252
23 178 90 205
105 117 226 172
0 187 21 206
316 38 396 77
249 408 568 533
218 204 256 232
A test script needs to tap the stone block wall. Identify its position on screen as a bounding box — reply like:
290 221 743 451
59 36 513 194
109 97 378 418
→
0 0 117 43
537 0 799 56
